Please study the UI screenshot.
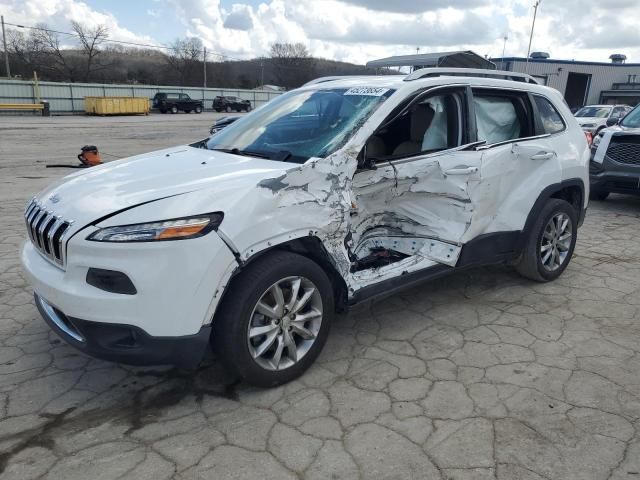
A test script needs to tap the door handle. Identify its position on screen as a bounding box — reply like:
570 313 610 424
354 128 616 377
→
530 151 555 160
445 166 479 175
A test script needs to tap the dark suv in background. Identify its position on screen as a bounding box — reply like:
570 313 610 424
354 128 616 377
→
153 93 203 114
590 103 640 200
213 96 252 112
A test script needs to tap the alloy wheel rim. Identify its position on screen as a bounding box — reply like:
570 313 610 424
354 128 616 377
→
540 212 572 271
247 276 323 371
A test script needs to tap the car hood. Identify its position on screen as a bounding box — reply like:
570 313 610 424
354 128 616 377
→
599 124 640 136
35 146 291 228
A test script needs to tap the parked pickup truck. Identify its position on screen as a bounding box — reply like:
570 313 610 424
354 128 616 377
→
153 92 203 114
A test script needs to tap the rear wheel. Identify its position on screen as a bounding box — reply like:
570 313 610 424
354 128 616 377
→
590 190 609 201
211 251 334 387
515 199 578 282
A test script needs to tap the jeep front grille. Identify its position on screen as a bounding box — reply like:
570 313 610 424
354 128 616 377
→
607 142 640 166
24 199 72 267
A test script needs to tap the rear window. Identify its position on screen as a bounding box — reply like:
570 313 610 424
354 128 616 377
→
533 96 565 134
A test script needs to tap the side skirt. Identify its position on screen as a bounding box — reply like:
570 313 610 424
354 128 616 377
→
347 230 521 306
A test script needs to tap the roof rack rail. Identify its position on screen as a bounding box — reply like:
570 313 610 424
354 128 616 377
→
302 75 379 86
404 68 539 84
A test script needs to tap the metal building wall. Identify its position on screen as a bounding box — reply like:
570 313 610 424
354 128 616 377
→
503 59 640 105
0 79 283 113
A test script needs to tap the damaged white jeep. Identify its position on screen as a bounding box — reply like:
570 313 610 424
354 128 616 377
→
22 68 589 386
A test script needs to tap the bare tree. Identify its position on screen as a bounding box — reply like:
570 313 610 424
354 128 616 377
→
30 23 80 81
71 21 109 82
270 42 310 60
166 37 203 86
269 42 316 88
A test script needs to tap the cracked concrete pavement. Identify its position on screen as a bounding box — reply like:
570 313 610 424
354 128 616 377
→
1 114 640 479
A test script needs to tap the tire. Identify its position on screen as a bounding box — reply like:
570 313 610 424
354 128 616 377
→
590 190 609 201
195 105 202 114
226 105 232 113
515 198 578 282
211 251 334 387
170 105 178 114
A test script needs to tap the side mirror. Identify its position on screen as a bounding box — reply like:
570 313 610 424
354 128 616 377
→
606 117 619 127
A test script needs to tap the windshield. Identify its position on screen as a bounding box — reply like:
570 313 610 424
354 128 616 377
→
206 87 394 163
620 105 640 128
575 106 611 118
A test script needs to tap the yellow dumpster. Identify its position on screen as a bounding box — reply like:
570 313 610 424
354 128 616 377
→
84 97 149 115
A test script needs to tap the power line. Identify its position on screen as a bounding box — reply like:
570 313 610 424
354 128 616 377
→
3 19 322 72
3 20 233 60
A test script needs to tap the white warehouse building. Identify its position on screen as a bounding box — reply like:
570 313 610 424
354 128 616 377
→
492 53 640 109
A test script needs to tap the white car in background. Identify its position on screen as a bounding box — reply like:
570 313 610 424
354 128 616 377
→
574 104 631 134
22 68 589 387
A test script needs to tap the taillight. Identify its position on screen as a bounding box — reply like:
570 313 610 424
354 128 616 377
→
584 131 593 146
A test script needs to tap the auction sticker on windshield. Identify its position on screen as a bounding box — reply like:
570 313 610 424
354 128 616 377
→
344 87 389 96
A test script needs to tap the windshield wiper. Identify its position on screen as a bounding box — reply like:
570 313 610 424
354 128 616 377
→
212 147 299 162
211 147 273 159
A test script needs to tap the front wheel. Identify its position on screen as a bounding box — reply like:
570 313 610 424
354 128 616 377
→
170 105 178 114
211 251 334 387
515 199 578 282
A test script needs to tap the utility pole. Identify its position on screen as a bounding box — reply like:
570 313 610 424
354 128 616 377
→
203 46 207 89
525 1 541 73
501 34 508 70
260 60 264 87
1 16 10 78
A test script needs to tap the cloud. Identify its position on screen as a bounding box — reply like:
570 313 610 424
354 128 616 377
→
336 0 485 13
2 0 640 66
1 0 158 46
223 5 254 31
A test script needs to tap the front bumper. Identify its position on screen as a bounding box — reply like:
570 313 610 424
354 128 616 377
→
590 170 640 195
35 294 211 368
21 225 237 339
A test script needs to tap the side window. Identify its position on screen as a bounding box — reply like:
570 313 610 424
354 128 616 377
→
473 90 532 144
366 91 463 160
533 95 566 134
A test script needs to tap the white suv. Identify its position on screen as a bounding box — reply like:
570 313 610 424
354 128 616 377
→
21 68 590 387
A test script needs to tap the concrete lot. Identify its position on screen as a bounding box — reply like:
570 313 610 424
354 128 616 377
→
1 113 640 480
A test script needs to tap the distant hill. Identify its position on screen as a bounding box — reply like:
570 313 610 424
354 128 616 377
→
7 46 398 89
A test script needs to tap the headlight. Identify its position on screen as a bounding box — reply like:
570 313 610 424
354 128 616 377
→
87 213 223 242
592 133 603 148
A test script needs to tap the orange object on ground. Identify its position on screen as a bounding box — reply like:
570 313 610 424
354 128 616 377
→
78 145 102 166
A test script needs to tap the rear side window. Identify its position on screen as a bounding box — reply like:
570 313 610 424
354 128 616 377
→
473 90 533 144
533 96 565 134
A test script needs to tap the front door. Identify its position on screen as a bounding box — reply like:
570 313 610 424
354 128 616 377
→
350 87 484 271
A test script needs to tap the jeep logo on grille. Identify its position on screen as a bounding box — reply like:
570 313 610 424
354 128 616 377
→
49 194 61 204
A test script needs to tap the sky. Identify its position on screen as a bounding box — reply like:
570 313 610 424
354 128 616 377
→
1 0 640 65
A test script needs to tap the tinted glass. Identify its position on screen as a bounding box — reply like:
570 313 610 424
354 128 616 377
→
534 96 565 134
